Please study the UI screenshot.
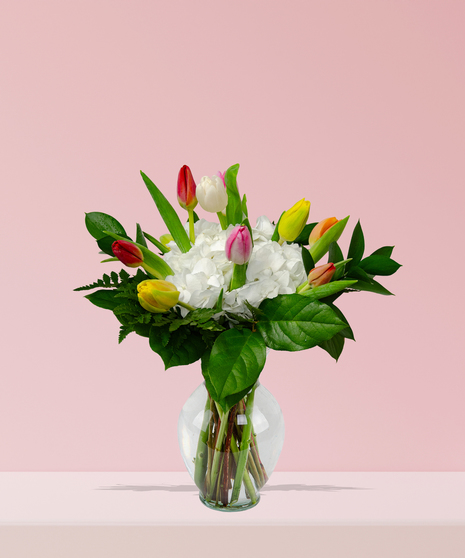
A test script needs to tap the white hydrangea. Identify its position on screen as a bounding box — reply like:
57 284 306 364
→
164 216 306 316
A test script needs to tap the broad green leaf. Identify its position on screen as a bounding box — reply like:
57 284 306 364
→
85 289 119 310
300 280 358 301
225 164 242 226
271 212 285 242
309 216 350 264
149 325 206 369
143 231 170 254
301 246 314 276
202 329 266 411
370 246 394 258
347 220 364 269
257 295 348 351
85 212 128 241
359 255 401 276
103 231 173 279
140 171 191 253
136 223 147 248
294 222 318 245
319 334 345 361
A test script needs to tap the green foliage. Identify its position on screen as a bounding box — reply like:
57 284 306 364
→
136 223 147 247
293 222 317 245
257 294 348 351
224 164 242 226
74 269 131 291
346 220 365 270
202 329 266 412
140 171 191 253
301 246 315 275
358 255 401 276
271 211 285 242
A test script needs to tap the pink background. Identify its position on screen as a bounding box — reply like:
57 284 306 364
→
1 0 464 472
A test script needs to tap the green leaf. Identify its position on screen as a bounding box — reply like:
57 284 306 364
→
326 303 354 340
301 246 314 276
97 235 120 257
136 223 147 248
140 171 191 253
319 334 345 361
346 268 393 295
149 325 206 369
309 216 350 264
347 220 364 270
300 280 358 301
257 295 348 351
224 164 242 226
84 289 119 310
294 222 317 245
85 212 128 241
349 278 394 296
271 212 285 242
241 194 248 218
143 231 170 254
359 255 401 276
202 329 266 411
328 241 344 264
371 246 394 258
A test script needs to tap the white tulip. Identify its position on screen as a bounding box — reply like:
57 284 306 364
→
196 175 229 213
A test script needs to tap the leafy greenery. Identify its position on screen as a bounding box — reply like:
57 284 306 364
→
202 329 266 412
257 294 348 351
224 164 242 226
140 171 191 253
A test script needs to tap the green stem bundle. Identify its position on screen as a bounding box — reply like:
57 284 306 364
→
193 385 267 509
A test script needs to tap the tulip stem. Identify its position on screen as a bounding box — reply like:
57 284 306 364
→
278 238 285 246
177 301 196 312
217 212 228 230
229 263 248 291
188 209 195 244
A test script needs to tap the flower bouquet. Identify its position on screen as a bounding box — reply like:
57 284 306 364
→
76 164 401 511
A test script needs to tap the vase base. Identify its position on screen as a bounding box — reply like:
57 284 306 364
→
199 494 260 512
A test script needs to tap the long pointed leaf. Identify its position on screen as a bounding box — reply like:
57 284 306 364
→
140 171 191 253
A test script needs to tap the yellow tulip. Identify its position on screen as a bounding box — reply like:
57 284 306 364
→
278 198 310 243
137 279 180 313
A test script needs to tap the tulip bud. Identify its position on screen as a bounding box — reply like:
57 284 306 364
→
278 199 311 243
112 240 144 268
160 234 174 247
137 279 180 313
309 217 338 247
225 225 252 265
216 170 226 188
307 263 336 287
197 175 229 213
177 165 197 210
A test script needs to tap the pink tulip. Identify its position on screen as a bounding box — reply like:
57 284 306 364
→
307 263 336 287
225 225 252 265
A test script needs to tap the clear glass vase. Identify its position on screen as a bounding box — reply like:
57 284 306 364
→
178 381 285 511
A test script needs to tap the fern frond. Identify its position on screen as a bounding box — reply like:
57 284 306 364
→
118 325 133 344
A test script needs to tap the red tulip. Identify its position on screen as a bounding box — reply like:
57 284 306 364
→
177 165 198 210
